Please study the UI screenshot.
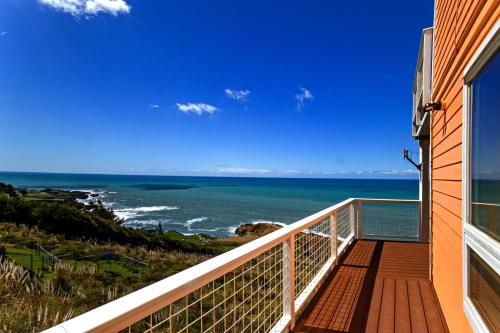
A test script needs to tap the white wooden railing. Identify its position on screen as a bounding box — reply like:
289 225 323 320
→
44 198 420 333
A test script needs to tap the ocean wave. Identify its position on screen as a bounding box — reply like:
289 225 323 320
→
187 226 236 234
226 225 239 236
114 211 137 220
122 219 254 238
123 219 171 227
76 198 89 205
190 228 219 233
114 206 179 220
185 217 211 231
186 217 209 226
74 189 112 206
71 189 106 195
250 219 287 227
117 206 179 213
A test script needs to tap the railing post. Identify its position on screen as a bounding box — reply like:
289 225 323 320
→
357 200 363 239
350 203 355 239
418 201 422 242
490 205 497 235
283 235 295 329
330 212 338 265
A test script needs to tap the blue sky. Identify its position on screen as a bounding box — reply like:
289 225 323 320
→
0 0 433 178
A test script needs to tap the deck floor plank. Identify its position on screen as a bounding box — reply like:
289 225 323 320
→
364 278 383 333
418 280 446 333
407 279 428 333
395 279 411 333
292 240 448 333
378 278 395 333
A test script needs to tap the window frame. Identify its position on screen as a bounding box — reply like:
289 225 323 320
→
462 21 500 333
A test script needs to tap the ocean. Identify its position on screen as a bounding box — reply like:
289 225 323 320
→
0 172 419 236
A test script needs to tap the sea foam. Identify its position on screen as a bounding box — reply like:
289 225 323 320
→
114 206 179 220
185 217 210 230
186 217 209 225
250 219 287 227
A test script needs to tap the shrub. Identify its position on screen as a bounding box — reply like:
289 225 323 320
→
53 265 73 293
0 195 33 225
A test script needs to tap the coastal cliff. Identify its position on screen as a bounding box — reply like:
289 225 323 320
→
235 222 282 237
0 182 284 331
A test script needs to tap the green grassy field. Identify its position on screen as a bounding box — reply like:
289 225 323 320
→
6 247 43 270
6 246 141 278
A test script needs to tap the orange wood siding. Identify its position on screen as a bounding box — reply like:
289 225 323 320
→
431 1 499 332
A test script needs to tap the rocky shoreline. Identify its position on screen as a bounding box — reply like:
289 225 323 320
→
234 222 282 237
8 184 284 241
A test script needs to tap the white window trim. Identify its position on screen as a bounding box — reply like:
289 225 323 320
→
462 20 500 333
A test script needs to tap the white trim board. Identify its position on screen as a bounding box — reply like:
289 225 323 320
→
461 21 500 333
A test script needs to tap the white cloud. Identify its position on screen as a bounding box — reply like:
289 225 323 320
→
354 169 419 176
378 169 419 175
192 167 420 178
217 167 271 175
85 0 130 15
149 104 160 109
279 168 419 178
38 0 130 16
176 103 218 115
225 89 251 102
296 87 314 111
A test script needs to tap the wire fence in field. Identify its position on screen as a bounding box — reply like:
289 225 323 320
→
5 244 149 274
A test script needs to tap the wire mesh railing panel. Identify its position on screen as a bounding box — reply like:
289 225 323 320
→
336 205 353 250
294 216 332 298
121 244 284 333
361 201 419 242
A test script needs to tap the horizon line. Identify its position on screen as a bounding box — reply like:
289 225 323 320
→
0 170 419 181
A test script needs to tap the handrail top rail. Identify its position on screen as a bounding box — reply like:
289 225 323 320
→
356 198 420 204
471 201 500 207
43 197 420 333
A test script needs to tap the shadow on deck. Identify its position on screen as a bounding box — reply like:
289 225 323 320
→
293 240 449 333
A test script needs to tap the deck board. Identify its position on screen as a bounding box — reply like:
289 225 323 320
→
364 278 383 333
394 279 411 333
407 279 428 333
419 280 447 333
293 240 448 333
378 278 395 333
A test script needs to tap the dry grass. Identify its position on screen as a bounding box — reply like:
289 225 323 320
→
0 223 214 332
0 258 77 332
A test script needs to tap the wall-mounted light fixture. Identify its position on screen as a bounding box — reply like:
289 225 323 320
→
423 101 445 112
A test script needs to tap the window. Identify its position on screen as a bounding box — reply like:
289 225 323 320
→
463 23 500 333
470 50 500 242
469 248 500 331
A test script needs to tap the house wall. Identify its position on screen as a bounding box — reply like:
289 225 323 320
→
431 1 499 332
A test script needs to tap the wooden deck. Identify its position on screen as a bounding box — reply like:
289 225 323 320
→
293 240 449 333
